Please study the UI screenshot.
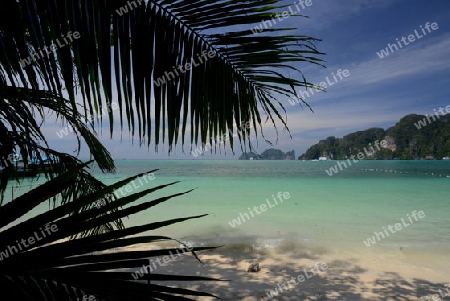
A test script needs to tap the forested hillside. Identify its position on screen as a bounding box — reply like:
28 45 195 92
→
299 114 450 160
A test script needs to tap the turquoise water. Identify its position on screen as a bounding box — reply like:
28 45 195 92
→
7 160 450 271
96 160 450 255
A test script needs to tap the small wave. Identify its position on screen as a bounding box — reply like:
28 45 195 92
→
175 236 331 258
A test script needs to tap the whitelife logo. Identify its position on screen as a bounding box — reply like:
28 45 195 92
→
131 242 193 280
363 210 425 247
94 173 156 209
153 50 216 87
0 153 17 171
414 105 450 129
250 0 313 35
376 22 439 59
325 140 388 176
228 192 291 228
0 224 58 261
115 0 145 16
19 31 81 67
288 69 350 105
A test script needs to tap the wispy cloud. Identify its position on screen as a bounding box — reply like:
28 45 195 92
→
351 34 450 85
280 0 397 30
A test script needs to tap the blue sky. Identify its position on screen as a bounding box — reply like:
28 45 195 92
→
43 0 450 160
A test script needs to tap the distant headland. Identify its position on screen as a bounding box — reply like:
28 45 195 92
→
239 149 295 160
299 114 450 160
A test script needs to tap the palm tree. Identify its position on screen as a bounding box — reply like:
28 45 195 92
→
0 0 324 164
0 0 324 299
0 166 219 300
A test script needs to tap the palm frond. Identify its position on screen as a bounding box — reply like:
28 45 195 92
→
0 0 324 153
0 165 219 300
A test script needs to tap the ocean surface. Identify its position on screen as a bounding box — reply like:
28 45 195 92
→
7 160 450 274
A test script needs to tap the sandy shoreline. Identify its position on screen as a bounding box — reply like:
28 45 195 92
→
140 248 450 301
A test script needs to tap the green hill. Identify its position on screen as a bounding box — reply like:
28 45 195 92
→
299 114 450 160
239 149 295 160
238 151 260 160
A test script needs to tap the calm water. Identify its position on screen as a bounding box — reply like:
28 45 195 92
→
8 160 450 271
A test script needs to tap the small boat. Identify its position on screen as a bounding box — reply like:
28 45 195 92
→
28 156 60 172
1 154 59 178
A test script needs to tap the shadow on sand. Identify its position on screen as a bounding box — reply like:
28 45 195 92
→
145 248 449 301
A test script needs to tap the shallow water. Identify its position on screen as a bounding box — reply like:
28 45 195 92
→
7 160 450 276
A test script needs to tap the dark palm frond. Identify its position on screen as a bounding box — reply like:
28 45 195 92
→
0 160 125 238
0 85 114 172
0 0 324 154
0 86 124 235
0 83 116 196
0 165 219 300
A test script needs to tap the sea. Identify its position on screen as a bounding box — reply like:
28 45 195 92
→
6 159 450 276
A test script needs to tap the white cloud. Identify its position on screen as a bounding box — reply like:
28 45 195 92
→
344 34 450 85
280 0 396 30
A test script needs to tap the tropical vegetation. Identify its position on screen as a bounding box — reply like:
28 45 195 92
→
239 148 295 160
0 0 323 299
299 114 450 160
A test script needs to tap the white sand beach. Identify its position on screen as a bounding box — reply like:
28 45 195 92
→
136 247 450 301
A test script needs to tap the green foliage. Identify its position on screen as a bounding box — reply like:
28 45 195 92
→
0 85 116 198
0 166 219 300
0 0 324 153
238 151 260 160
239 148 295 160
299 114 450 160
388 114 450 159
261 148 285 160
285 150 296 160
0 1 326 299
